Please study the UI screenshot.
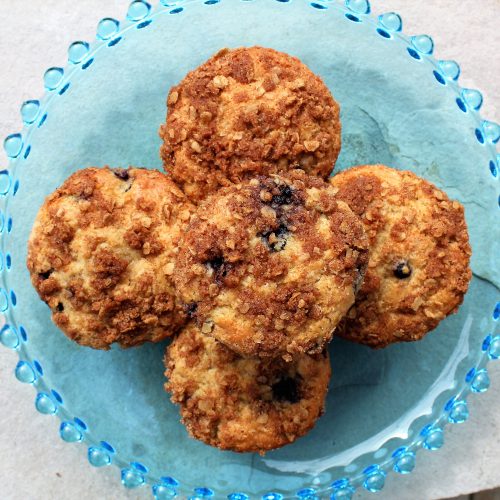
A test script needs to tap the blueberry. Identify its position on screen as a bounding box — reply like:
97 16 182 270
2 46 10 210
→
113 168 130 181
261 224 288 252
207 256 224 273
394 260 412 279
272 376 301 403
39 269 53 280
271 185 295 206
205 255 231 284
184 302 198 318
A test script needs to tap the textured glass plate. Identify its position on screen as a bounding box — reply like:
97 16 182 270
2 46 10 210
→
1 0 499 498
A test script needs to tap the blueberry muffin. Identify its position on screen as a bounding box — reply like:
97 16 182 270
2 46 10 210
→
173 169 369 358
330 165 472 348
27 167 196 349
165 323 331 453
159 46 341 203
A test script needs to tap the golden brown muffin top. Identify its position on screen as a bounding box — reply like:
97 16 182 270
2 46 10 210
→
174 169 368 358
165 323 331 454
331 164 472 348
27 167 195 349
160 46 341 203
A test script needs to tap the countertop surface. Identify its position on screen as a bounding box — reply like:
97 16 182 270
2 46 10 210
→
0 1 498 499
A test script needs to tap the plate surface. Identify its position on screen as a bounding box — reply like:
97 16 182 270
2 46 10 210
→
1 0 499 498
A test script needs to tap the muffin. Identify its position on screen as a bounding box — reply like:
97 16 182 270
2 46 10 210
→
159 46 341 203
330 164 472 348
165 323 331 453
27 167 195 349
173 169 369 358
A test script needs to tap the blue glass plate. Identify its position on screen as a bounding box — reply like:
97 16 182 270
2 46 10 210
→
1 1 499 498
